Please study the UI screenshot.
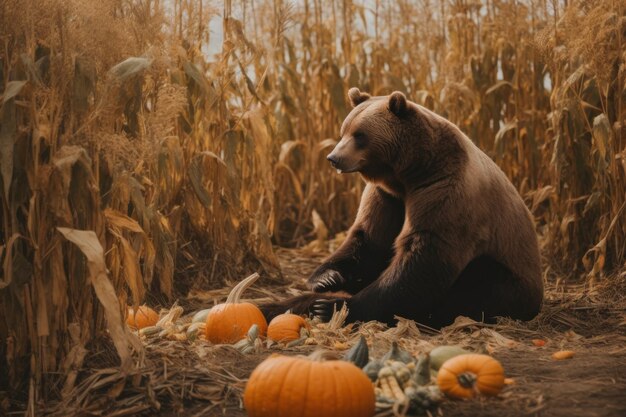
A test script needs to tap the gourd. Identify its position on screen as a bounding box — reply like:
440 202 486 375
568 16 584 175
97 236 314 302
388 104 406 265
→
404 386 444 414
205 273 268 344
437 354 505 399
126 305 159 329
413 353 431 386
382 341 413 364
156 305 183 328
244 351 376 417
267 313 309 342
343 335 369 368
429 345 470 371
233 324 262 354
363 360 383 381
387 361 412 386
155 305 184 339
192 308 211 324
377 365 406 402
186 322 205 341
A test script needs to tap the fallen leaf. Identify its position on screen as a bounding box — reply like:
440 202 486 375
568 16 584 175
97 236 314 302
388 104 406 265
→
485 343 497 355
504 378 515 385
552 350 575 360
532 339 546 347
564 330 583 341
333 342 349 350
480 328 518 348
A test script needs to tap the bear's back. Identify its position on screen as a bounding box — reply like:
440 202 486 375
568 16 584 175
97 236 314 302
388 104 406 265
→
454 128 541 287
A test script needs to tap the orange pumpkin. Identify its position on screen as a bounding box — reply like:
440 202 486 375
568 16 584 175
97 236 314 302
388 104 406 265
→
126 305 159 329
267 313 309 342
244 351 376 417
437 354 505 399
205 273 268 343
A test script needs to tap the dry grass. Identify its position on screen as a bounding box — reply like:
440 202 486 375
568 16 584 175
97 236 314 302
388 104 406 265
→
1 0 625 413
39 249 626 417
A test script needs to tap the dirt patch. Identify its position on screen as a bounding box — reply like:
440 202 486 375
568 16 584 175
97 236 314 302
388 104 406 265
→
439 349 626 417
41 249 626 417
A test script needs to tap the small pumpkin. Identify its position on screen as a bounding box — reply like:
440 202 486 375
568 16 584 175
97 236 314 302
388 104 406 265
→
437 354 505 399
126 305 159 329
205 273 268 344
267 313 309 342
343 335 369 368
244 351 375 417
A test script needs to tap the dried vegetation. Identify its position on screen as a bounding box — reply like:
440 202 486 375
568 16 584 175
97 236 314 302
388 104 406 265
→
1 0 625 414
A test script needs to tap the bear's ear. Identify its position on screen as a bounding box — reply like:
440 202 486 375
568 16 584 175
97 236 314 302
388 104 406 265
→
388 91 408 117
348 87 371 107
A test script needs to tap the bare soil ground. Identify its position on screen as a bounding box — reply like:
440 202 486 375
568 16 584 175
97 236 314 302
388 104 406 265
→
43 248 626 417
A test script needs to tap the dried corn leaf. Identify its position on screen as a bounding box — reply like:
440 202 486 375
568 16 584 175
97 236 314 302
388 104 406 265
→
1 80 27 103
0 81 22 200
118 235 145 307
183 61 211 96
57 227 141 370
105 208 144 233
485 80 514 96
0 234 23 290
109 57 152 81
592 113 612 161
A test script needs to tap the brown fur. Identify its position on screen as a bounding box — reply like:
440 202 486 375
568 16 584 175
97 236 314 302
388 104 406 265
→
261 89 543 328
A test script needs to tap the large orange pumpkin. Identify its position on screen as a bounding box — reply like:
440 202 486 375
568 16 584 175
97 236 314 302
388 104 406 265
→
437 354 505 399
126 305 159 329
244 351 376 417
267 313 309 342
205 273 268 343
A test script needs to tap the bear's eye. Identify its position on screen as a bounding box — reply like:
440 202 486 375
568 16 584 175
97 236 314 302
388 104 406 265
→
353 132 368 148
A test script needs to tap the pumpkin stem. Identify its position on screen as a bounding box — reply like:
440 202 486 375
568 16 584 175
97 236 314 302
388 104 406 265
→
226 273 261 304
458 372 477 389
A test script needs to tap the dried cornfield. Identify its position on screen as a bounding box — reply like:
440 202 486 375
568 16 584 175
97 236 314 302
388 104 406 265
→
1 0 625 414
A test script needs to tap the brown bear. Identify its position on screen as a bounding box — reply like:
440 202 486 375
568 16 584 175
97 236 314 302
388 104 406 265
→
261 88 543 328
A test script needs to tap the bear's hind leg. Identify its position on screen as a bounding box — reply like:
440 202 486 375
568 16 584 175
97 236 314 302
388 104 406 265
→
428 256 542 328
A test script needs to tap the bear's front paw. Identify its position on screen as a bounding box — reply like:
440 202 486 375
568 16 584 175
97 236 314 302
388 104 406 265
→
308 269 346 293
311 298 347 322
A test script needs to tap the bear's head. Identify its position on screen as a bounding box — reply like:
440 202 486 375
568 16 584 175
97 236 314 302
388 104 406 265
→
326 88 414 181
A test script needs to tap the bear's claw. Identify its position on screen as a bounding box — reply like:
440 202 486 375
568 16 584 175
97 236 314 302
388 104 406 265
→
311 298 347 322
309 269 345 292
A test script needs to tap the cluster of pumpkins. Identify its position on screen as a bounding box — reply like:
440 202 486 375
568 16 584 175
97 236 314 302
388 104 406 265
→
243 340 506 417
125 273 508 417
125 273 307 345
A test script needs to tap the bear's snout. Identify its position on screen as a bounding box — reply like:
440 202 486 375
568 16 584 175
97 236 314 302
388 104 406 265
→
326 153 339 167
326 136 364 173
327 152 349 173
